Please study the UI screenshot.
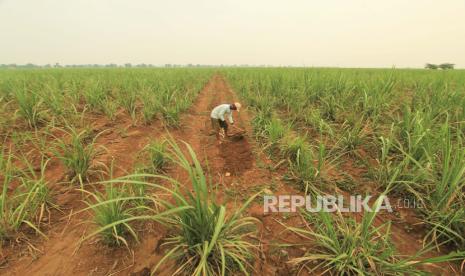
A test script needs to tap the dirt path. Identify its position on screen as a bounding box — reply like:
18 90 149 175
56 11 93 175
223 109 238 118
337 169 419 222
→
174 74 254 181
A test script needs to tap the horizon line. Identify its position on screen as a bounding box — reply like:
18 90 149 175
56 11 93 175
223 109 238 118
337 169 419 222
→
0 63 463 70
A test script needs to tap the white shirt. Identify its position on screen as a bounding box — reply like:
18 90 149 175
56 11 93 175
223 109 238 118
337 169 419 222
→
211 104 234 123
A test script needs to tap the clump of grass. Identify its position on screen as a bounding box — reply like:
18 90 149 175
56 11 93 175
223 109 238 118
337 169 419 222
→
102 96 118 121
160 105 181 127
117 83 138 122
0 150 14 240
265 117 287 149
144 139 168 173
251 107 272 138
374 134 397 185
153 139 259 275
340 119 367 152
83 81 107 112
0 98 13 136
80 183 142 246
321 95 338 121
0 145 9 172
125 167 152 207
78 176 185 248
286 195 465 275
42 82 66 117
53 127 104 182
390 123 465 250
140 87 159 124
292 146 318 182
396 105 434 162
77 159 165 246
1 155 51 241
281 135 307 161
280 134 325 193
14 87 45 128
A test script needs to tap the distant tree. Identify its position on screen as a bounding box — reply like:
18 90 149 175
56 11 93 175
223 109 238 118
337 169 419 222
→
124 63 132 68
438 63 454 70
425 63 438 69
54 62 61 68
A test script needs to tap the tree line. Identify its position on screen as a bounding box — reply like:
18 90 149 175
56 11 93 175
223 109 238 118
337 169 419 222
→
0 63 221 69
425 63 455 70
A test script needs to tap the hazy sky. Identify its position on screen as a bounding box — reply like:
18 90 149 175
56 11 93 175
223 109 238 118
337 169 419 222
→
1 0 464 68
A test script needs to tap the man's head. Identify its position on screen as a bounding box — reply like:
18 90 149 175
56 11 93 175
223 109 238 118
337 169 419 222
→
231 102 242 112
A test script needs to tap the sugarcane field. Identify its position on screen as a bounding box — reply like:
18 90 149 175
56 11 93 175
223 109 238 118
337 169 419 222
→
1 1 465 275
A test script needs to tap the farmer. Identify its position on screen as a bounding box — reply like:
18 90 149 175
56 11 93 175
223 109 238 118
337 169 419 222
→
210 102 241 142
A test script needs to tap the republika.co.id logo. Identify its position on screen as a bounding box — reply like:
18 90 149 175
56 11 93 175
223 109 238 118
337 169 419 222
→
263 194 393 213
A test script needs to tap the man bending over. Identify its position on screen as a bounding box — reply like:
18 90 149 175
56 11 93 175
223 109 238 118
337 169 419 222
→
210 102 241 142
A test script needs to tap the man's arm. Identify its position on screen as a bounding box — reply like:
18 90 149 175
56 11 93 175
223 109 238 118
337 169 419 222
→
228 112 234 124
